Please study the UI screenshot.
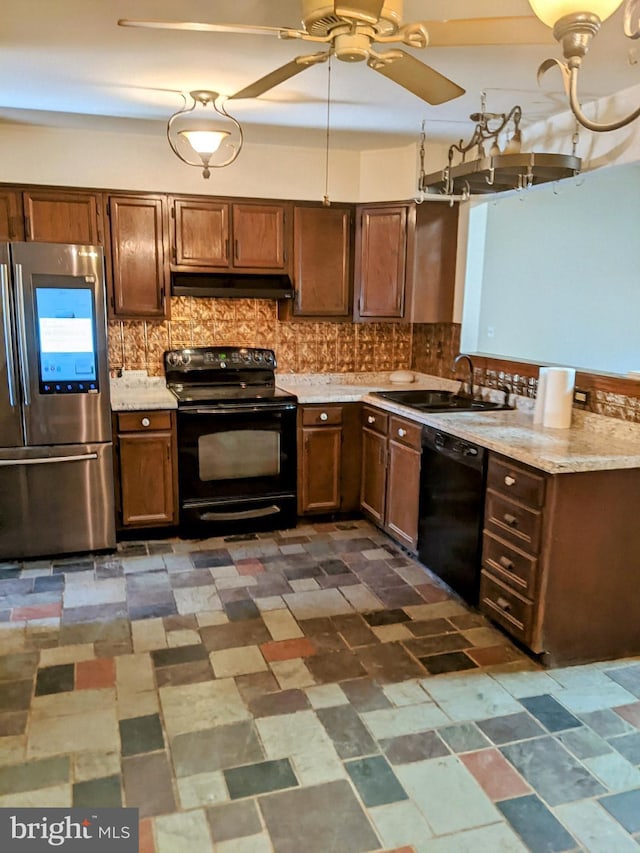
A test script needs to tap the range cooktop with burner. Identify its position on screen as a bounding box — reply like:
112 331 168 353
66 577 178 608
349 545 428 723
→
164 347 297 408
164 347 298 538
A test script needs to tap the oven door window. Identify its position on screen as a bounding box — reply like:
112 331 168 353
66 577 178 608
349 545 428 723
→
199 429 280 481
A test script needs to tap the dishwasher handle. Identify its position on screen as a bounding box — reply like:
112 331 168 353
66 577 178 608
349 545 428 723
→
422 426 486 471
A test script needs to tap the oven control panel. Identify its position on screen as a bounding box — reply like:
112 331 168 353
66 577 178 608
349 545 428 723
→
164 347 276 373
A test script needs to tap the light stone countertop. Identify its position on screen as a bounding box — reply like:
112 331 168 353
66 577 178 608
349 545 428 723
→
109 370 640 473
277 371 640 474
110 373 177 411
360 394 640 475
275 371 457 403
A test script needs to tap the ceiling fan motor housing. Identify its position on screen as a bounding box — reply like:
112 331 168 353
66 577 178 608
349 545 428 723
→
301 0 402 36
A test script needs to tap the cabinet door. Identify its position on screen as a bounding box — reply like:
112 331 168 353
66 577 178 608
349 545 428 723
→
361 427 387 523
409 202 459 323
355 205 407 319
231 203 287 270
0 189 25 241
385 439 421 551
23 190 102 244
299 426 342 514
293 205 351 317
118 431 176 526
108 195 169 319
172 198 230 268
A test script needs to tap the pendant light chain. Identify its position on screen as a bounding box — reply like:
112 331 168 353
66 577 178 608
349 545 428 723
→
323 58 332 207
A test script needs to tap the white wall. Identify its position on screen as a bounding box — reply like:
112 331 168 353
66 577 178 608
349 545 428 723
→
0 119 454 203
0 122 364 200
462 163 640 375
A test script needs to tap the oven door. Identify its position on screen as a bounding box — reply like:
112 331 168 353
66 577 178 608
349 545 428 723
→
177 401 297 534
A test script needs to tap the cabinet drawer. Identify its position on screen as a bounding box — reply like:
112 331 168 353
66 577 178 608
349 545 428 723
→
487 456 545 507
117 411 172 432
480 570 533 644
485 489 543 553
389 416 421 450
362 406 388 435
482 531 538 597
302 406 342 426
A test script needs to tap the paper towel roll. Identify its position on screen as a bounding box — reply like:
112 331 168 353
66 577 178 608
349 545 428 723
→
542 367 576 429
533 367 548 425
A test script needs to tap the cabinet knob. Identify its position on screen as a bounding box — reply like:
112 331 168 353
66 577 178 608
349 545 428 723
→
504 475 516 486
503 513 518 527
320 412 328 422
141 417 151 427
496 596 512 612
397 428 407 437
498 556 515 572
367 416 375 424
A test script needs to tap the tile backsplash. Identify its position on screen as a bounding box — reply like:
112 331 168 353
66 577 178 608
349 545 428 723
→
110 307 640 424
108 297 413 376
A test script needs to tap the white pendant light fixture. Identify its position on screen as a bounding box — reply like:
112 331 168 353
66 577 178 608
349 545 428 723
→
167 90 243 178
529 0 640 132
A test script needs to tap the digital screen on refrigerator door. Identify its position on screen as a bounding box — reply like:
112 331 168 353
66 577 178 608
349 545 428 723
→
35 287 99 393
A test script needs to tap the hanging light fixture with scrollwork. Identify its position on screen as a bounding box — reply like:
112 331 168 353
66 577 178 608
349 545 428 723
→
529 0 640 132
167 90 244 179
418 92 582 198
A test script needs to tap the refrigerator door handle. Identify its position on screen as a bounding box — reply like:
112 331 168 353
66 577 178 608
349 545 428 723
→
14 263 31 407
0 453 99 467
1 263 17 407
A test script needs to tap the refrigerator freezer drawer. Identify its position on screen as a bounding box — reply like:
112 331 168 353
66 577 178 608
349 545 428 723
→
0 442 116 560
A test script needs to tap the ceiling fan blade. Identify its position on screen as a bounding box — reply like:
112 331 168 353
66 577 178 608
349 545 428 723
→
334 1 385 24
229 53 330 100
368 50 464 105
117 19 305 38
423 16 556 47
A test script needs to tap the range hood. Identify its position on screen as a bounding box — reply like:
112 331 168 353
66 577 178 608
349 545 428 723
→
171 272 294 300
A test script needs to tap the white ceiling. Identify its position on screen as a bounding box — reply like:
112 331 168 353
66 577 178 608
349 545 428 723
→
0 0 638 150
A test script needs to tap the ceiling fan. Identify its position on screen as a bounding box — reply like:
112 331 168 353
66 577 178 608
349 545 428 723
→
118 0 554 106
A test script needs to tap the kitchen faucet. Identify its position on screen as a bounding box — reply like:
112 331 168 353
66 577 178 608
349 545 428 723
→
452 353 475 399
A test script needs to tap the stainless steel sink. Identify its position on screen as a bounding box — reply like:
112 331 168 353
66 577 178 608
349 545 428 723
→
372 388 513 413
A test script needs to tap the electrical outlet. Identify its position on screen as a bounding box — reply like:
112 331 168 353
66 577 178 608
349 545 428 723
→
487 326 495 338
574 388 589 405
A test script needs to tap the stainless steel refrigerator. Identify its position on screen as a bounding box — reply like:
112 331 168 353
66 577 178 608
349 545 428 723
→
0 242 115 559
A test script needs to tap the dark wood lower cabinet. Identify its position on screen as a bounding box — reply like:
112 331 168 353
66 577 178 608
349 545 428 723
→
114 410 178 528
297 403 361 516
361 419 387 525
481 453 640 666
360 405 421 551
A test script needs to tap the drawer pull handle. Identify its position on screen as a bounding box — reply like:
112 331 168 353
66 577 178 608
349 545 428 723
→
141 417 151 427
367 416 375 424
499 556 515 571
398 428 407 437
496 596 512 612
320 412 328 421
503 513 518 527
504 475 516 486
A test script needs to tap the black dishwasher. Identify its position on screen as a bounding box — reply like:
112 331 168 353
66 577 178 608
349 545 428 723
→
418 427 487 605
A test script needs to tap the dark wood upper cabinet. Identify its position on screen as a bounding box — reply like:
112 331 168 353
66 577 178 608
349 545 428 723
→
106 194 169 319
172 198 229 268
407 202 459 323
0 189 25 241
291 204 352 318
170 197 290 273
231 202 288 270
354 204 408 320
23 190 102 244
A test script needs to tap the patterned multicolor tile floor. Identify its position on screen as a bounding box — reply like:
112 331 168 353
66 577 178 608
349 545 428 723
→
1 519 640 852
